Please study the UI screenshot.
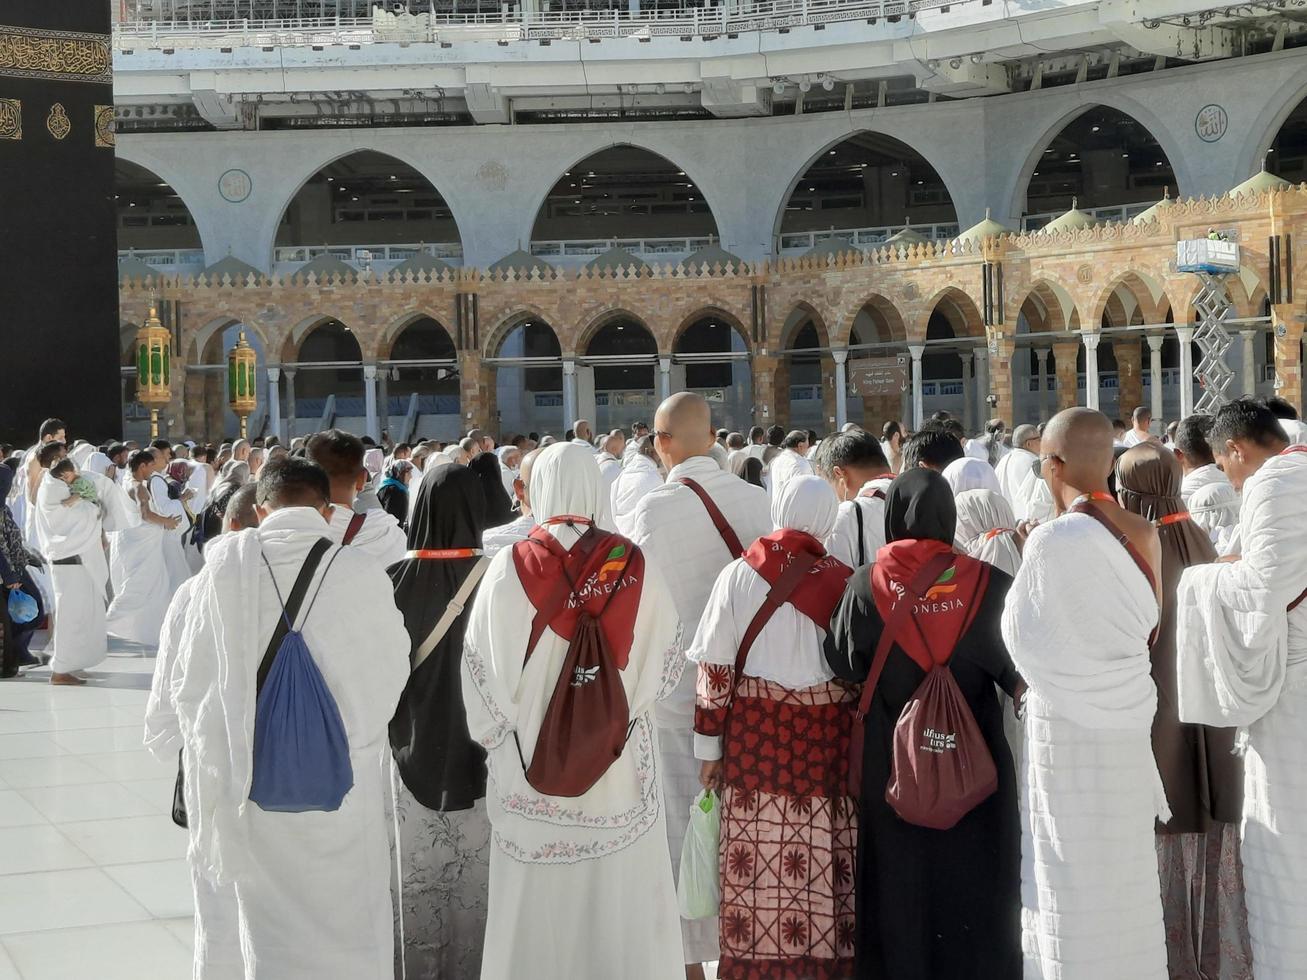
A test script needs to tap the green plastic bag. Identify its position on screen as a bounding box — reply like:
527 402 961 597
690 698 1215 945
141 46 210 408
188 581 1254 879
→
676 789 721 919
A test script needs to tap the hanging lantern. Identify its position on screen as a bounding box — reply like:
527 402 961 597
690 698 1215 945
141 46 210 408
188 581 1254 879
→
227 330 258 438
134 305 172 438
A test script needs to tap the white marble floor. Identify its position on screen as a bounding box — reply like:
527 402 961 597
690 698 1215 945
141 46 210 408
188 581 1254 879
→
0 640 193 980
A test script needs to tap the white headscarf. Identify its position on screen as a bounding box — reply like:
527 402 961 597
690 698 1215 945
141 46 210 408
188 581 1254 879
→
363 448 385 478
771 474 839 541
84 451 116 480
954 489 1021 577
70 443 96 471
943 456 1002 497
531 442 610 534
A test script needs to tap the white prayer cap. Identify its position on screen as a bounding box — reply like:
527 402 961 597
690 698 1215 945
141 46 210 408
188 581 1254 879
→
531 442 604 525
942 456 1001 497
771 474 839 541
953 489 1016 550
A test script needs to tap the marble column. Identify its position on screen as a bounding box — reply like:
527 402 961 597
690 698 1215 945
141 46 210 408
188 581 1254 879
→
1146 334 1164 423
974 348 990 425
832 348 849 429
1034 348 1050 421
909 344 925 429
363 364 379 442
378 370 390 439
284 368 297 440
1242 329 1258 397
1082 332 1101 410
1176 325 1196 417
266 366 282 443
658 356 672 402
959 350 974 433
562 358 578 427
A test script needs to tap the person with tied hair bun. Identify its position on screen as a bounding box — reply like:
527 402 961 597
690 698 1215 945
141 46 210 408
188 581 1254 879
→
1115 442 1252 980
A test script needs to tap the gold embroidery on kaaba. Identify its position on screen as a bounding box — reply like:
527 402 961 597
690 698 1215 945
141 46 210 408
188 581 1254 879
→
0 25 111 85
46 102 70 140
94 105 114 147
0 98 20 140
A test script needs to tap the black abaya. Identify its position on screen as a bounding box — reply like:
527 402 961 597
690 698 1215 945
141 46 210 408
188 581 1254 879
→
388 462 488 812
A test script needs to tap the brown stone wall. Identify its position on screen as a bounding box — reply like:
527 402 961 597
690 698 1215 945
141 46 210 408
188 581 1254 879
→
1114 339 1144 419
1052 340 1080 412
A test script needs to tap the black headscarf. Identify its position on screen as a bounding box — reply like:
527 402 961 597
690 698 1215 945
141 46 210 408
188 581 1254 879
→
468 451 516 527
730 453 765 488
884 467 957 545
388 462 488 811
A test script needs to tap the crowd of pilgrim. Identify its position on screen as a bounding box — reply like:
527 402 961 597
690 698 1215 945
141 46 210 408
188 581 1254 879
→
0 390 1304 980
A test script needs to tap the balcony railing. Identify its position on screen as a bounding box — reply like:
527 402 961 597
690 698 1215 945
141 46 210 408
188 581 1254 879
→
112 0 966 48
778 222 959 253
1021 202 1155 231
273 242 463 272
530 236 715 262
118 248 206 271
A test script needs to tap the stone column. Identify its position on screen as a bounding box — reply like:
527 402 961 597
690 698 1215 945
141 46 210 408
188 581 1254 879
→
1052 340 1079 411
909 344 925 429
751 353 780 430
1176 325 1196 417
989 336 1015 428
1082 332 1101 410
458 350 491 431
1115 339 1143 419
562 358 578 428
974 348 990 426
1272 306 1305 415
1242 329 1258 397
832 348 849 429
958 350 975 433
1146 334 1164 423
363 364 379 442
267 366 282 443
658 356 672 402
284 369 297 440
1034 348 1050 421
378 371 390 440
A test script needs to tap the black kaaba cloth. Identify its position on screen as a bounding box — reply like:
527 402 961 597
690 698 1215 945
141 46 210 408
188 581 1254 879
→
0 3 118 445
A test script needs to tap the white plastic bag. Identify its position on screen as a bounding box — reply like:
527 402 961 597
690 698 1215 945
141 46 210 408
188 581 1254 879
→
676 788 721 919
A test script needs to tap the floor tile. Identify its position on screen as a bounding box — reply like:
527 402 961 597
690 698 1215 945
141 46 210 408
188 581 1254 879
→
105 860 195 919
121 778 177 815
59 816 188 866
160 916 194 951
0 868 151 935
0 789 48 828
80 749 171 782
0 756 111 789
50 726 148 755
3 921 191 980
0 825 92 875
19 783 159 824
0 733 61 760
0 944 19 980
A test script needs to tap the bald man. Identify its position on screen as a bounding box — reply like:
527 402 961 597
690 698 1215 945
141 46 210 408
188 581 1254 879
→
1000 408 1167 980
483 448 541 555
570 419 596 451
595 432 625 494
626 393 771 976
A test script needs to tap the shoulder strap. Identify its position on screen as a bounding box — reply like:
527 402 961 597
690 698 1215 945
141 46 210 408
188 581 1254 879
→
1069 501 1158 595
342 511 366 546
412 558 489 671
854 502 866 568
678 478 744 558
729 549 822 693
256 537 335 694
854 551 956 722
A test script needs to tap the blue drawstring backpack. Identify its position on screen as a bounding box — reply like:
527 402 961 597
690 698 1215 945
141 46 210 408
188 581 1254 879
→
7 589 38 625
248 538 355 813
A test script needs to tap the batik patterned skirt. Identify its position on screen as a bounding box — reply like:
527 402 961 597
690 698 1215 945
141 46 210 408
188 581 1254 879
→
705 673 858 980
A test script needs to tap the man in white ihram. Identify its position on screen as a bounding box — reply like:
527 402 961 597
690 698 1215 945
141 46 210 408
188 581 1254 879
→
1174 398 1307 978
626 392 771 978
169 457 409 979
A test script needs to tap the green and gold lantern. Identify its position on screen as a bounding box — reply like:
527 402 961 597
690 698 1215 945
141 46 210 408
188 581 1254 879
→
227 331 258 438
134 305 172 438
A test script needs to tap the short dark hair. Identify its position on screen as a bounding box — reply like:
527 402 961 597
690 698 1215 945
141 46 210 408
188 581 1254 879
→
942 419 966 442
766 425 785 447
902 428 965 471
50 459 76 479
127 449 155 474
814 431 889 478
224 483 260 530
1132 406 1151 424
748 426 765 443
150 438 171 452
38 418 65 440
36 442 66 468
782 429 808 450
1209 398 1290 451
1174 415 1216 465
393 442 412 456
725 432 746 450
256 457 330 510
930 410 952 423
716 428 729 440
882 420 902 440
1112 418 1127 432
1264 396 1299 421
264 436 280 449
107 443 128 461
305 429 364 480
